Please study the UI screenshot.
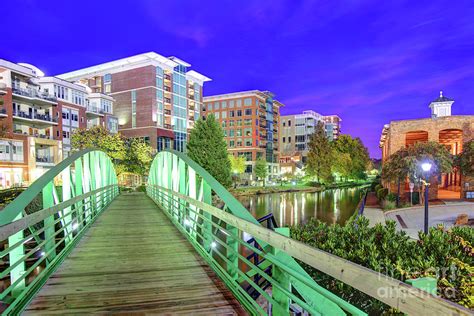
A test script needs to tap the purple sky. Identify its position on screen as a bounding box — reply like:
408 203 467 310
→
2 1 473 158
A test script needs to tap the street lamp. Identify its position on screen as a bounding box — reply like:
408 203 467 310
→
421 162 432 234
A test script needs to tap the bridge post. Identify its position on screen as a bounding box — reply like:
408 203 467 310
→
9 212 26 297
272 227 291 315
178 158 186 224
42 181 57 262
225 216 239 281
74 157 85 229
61 165 73 244
199 179 212 251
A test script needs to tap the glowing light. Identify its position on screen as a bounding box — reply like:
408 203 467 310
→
40 251 45 257
72 222 79 230
421 162 432 172
183 218 192 227
211 241 217 248
292 181 296 186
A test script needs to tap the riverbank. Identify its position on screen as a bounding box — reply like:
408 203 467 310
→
230 181 372 197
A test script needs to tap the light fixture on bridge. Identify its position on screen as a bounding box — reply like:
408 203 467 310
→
72 222 79 231
211 241 217 249
184 218 192 227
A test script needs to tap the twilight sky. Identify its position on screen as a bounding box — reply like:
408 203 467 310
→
2 0 473 158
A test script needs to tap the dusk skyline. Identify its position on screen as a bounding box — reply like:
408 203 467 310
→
2 0 473 158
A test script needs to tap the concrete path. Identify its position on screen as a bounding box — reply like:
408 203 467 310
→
362 207 386 227
385 202 474 239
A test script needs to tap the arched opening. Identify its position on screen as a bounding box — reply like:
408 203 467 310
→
405 130 428 147
438 129 463 199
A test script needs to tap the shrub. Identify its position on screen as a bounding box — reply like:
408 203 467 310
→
376 187 388 200
383 200 396 210
386 192 398 202
374 184 383 193
290 218 474 313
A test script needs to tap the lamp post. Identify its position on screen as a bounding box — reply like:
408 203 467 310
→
421 162 432 234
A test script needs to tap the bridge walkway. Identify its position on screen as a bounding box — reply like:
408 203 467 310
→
24 193 245 315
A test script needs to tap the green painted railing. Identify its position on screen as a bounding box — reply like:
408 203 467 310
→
147 150 472 316
0 149 118 314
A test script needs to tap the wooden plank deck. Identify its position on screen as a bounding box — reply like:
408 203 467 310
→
24 193 246 315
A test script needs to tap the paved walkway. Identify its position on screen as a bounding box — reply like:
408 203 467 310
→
385 202 474 239
25 193 245 315
363 207 386 227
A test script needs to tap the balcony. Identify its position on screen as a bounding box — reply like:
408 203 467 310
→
13 110 58 126
164 123 172 130
86 105 104 117
164 97 171 104
12 87 57 105
0 83 7 95
164 74 171 81
0 108 7 117
164 109 171 115
36 155 54 165
189 105 195 111
164 86 171 92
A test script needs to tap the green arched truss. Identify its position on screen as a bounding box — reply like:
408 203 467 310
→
147 150 364 315
0 149 119 314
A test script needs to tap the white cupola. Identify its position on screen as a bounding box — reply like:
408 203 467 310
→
429 91 454 118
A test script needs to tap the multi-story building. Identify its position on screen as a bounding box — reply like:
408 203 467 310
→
380 92 474 200
0 60 63 187
279 110 342 167
57 52 210 152
203 90 282 181
0 58 118 188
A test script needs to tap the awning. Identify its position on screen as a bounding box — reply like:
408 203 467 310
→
157 128 175 139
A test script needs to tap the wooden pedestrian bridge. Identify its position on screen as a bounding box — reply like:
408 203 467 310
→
0 150 470 315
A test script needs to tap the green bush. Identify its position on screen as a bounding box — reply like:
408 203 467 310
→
376 187 389 200
383 200 396 210
290 218 474 313
136 185 146 192
386 192 398 202
374 184 383 193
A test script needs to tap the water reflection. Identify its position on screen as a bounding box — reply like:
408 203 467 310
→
237 187 364 226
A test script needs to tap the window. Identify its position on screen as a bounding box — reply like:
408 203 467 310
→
288 120 292 127
236 129 242 137
229 140 235 147
244 128 252 136
236 119 242 126
104 74 112 83
283 137 286 143
229 111 235 117
288 136 291 143
244 119 252 126
245 139 252 146
229 100 235 108
214 102 220 110
229 130 235 137
215 112 220 119
244 98 252 106
222 101 227 109
245 109 252 116
222 121 227 128
236 99 242 107
283 122 286 127
131 90 137 128
237 110 242 117
229 120 235 127
296 135 305 142
222 111 227 119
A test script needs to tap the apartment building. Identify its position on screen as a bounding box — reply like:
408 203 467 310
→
0 59 118 188
279 111 341 173
0 60 62 187
57 52 210 152
203 90 282 181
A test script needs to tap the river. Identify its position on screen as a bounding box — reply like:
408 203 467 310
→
236 187 366 227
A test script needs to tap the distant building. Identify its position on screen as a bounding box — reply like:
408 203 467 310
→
380 92 474 200
203 90 282 181
279 110 341 168
58 52 210 152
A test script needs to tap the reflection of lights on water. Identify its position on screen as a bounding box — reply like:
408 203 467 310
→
300 194 305 223
279 198 285 227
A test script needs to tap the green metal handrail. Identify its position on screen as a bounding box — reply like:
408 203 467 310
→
0 149 119 314
146 150 364 315
147 150 472 316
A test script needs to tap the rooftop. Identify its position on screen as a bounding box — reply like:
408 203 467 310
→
431 91 454 103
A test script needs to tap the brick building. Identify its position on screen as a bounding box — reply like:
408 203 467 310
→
279 110 342 173
203 90 282 181
58 52 210 152
380 92 474 200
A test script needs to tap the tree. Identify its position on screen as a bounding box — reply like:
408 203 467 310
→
455 140 474 177
332 135 370 181
123 138 153 176
305 121 333 183
255 158 268 186
71 126 126 162
229 154 246 188
71 126 154 176
187 115 232 188
382 148 411 206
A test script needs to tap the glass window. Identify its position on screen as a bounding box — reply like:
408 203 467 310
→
229 111 235 117
229 140 235 147
221 101 227 109
214 102 220 110
237 110 242 117
229 100 235 108
245 109 252 116
236 119 242 126
104 73 112 83
244 128 252 136
229 120 235 127
229 130 235 137
236 99 242 107
236 129 242 137
245 139 252 146
222 111 227 119
244 98 252 106
222 121 227 128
